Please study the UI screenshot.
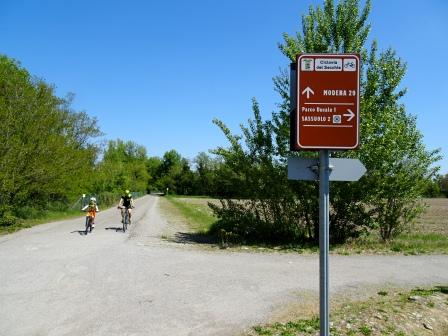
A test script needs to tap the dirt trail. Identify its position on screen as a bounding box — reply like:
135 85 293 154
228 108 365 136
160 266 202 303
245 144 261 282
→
1 195 447 336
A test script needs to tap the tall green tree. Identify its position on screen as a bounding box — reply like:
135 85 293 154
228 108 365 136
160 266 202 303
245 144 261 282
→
210 99 305 243
438 174 448 197
146 156 163 192
153 149 195 194
0 55 101 216
211 0 440 244
278 0 440 241
193 152 224 196
94 139 150 193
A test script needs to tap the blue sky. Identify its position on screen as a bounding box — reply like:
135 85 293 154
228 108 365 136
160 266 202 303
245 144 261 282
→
1 0 447 174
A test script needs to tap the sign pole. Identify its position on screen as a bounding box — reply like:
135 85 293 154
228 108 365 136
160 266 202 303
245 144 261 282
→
290 62 297 148
290 54 363 336
319 150 330 336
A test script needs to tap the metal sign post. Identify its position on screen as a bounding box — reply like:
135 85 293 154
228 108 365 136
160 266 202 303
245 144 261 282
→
289 54 363 336
319 150 330 336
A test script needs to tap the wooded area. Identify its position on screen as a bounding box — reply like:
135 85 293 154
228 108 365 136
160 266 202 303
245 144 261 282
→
1 0 446 244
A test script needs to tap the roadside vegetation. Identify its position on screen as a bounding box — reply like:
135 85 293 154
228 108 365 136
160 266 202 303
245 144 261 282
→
249 286 448 336
207 0 443 249
162 196 448 254
164 196 216 234
1 0 447 243
0 190 142 235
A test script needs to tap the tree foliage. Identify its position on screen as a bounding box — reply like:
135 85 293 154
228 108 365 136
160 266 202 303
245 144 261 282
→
210 0 441 244
0 54 229 227
0 55 101 221
94 139 150 193
209 99 305 243
437 174 448 197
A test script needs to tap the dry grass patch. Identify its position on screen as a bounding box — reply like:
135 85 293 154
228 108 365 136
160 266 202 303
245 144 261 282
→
249 286 448 336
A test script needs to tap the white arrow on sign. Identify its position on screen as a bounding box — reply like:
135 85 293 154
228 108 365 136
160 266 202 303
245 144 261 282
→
301 87 314 99
288 157 366 181
343 109 355 121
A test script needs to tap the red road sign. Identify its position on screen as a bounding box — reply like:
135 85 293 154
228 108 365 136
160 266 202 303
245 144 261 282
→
292 53 360 150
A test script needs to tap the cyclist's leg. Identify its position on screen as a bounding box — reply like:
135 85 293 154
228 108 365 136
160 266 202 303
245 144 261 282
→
128 208 132 224
120 208 125 222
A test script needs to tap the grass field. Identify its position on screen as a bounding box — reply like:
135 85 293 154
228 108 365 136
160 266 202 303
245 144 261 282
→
415 198 448 235
163 197 448 254
333 198 448 255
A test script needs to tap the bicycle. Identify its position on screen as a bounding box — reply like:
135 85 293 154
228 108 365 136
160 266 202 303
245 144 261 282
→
119 206 132 232
81 198 99 235
84 212 94 235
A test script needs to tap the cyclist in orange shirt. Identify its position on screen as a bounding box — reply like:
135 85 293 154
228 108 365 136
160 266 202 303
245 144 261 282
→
82 197 99 228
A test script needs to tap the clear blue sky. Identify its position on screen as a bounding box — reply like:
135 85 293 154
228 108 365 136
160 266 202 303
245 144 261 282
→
1 0 447 174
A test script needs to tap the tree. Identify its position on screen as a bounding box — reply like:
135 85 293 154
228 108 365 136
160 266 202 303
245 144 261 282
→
278 0 440 241
438 174 448 197
152 149 195 194
146 156 162 193
193 152 215 195
94 139 149 193
0 55 101 217
210 99 305 243
211 0 441 244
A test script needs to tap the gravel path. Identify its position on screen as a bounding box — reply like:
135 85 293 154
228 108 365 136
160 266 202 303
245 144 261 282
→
1 195 447 336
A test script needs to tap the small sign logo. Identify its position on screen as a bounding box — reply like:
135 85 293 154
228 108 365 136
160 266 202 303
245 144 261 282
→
343 58 356 71
333 115 341 124
301 58 314 71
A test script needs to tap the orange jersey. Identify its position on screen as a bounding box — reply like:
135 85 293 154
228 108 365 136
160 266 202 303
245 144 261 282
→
85 205 98 218
87 210 96 218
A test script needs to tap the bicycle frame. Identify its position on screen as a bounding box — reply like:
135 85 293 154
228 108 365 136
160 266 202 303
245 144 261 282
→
122 207 130 232
85 215 94 234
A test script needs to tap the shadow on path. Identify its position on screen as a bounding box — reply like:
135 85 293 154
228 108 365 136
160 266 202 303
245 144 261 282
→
70 230 89 236
171 232 215 245
105 226 125 233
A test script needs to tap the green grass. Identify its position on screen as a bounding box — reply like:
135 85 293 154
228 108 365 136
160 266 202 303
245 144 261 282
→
392 232 448 253
359 325 372 335
165 195 219 199
0 208 83 235
251 286 448 336
331 231 448 255
409 287 448 297
252 317 319 336
165 196 217 233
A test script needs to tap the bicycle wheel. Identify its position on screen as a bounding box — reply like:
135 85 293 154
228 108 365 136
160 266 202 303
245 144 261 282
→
85 217 89 235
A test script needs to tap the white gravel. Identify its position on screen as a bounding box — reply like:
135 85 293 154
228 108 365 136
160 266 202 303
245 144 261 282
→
0 195 447 336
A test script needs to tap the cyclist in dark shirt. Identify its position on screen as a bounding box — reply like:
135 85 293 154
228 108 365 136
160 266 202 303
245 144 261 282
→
117 190 135 224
